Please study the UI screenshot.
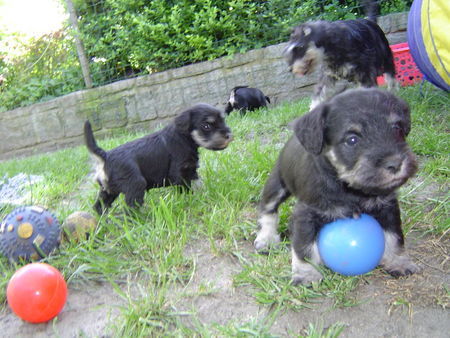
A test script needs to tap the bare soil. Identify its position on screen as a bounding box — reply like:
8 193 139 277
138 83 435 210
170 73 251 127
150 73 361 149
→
1 232 448 337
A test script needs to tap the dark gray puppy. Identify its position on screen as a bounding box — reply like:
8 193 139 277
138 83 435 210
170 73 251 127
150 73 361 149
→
224 86 270 115
84 103 233 214
254 88 420 285
284 0 395 109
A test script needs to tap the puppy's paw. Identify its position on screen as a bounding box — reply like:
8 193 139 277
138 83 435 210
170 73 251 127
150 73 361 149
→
292 269 323 285
291 256 323 285
254 231 280 253
191 178 204 191
382 254 421 277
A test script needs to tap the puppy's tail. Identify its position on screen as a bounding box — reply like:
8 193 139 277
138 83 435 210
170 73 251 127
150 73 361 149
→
361 0 380 23
84 120 107 161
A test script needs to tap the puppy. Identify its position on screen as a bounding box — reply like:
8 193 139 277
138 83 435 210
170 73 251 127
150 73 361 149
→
254 88 420 284
224 86 270 115
284 2 395 109
84 103 233 214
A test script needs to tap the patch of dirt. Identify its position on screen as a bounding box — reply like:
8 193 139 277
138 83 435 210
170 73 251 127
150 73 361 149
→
0 231 448 337
0 282 123 337
171 241 263 327
171 236 449 337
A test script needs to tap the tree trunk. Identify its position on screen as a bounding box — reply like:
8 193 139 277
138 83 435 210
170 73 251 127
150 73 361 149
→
65 0 93 88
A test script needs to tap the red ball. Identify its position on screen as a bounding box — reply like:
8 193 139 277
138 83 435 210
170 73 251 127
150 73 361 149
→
7 263 67 323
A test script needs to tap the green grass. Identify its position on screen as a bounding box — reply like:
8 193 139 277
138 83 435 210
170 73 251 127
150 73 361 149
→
0 84 448 336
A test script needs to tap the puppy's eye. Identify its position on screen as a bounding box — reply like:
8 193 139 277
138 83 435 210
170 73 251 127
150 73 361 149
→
201 123 211 131
392 123 405 141
345 136 359 146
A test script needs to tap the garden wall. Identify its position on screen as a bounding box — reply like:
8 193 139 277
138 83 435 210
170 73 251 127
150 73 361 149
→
0 13 408 161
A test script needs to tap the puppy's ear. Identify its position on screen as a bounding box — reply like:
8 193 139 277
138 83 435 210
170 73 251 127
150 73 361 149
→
383 93 412 137
394 98 412 136
294 103 328 155
174 109 192 133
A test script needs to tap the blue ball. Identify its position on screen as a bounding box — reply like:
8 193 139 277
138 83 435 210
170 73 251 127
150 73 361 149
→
318 214 385 276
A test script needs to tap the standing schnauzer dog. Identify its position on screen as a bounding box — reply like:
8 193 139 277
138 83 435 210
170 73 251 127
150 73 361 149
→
84 103 233 214
254 88 420 285
284 1 395 109
224 86 271 115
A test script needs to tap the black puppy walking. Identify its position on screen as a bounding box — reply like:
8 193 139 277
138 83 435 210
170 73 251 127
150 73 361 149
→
284 0 395 109
224 86 270 114
85 103 233 214
255 88 420 284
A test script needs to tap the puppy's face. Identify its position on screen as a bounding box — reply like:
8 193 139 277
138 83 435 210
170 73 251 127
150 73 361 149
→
295 89 417 195
284 24 323 76
175 104 233 150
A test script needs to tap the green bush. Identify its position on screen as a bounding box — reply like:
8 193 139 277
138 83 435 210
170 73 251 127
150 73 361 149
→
0 31 83 111
75 0 344 80
75 0 411 83
0 0 412 112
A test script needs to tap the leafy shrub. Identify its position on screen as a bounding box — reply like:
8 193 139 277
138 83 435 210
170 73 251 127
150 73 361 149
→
74 0 411 83
0 0 412 111
0 31 83 111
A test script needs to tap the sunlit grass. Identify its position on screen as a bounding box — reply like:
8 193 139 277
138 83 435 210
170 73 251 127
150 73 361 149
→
0 83 448 335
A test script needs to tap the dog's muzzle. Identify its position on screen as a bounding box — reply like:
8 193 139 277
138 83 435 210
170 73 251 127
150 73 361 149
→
291 59 312 76
212 132 233 150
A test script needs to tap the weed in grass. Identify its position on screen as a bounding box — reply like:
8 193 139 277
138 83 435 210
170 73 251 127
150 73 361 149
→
400 174 449 235
234 248 326 311
210 315 279 337
112 281 193 336
297 321 346 338
387 297 413 319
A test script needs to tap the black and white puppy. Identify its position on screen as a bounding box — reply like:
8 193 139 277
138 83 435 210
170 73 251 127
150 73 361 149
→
254 88 420 284
84 103 233 214
224 86 270 115
284 3 395 109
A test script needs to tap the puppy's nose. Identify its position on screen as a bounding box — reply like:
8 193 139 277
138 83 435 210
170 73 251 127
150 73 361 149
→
223 128 233 140
384 156 403 173
225 132 233 141
222 127 233 139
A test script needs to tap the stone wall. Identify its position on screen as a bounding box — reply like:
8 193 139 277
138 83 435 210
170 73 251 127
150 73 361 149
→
0 12 408 161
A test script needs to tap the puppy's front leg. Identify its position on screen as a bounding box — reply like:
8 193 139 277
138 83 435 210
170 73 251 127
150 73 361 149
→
291 246 322 285
374 200 421 277
255 166 291 252
170 162 199 192
381 231 421 277
310 74 335 109
94 190 119 215
290 206 323 284
123 176 147 208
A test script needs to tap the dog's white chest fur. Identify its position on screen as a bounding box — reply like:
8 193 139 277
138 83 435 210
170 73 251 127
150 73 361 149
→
229 90 236 106
92 154 109 191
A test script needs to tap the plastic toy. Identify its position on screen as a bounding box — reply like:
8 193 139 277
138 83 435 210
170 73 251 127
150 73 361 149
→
408 0 450 91
7 263 68 323
61 211 97 243
376 42 423 87
318 214 385 276
0 206 61 262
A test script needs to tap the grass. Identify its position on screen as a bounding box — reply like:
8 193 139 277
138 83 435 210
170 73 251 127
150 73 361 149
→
0 83 448 336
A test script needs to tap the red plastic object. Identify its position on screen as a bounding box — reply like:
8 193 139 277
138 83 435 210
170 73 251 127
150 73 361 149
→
377 42 423 87
7 263 68 323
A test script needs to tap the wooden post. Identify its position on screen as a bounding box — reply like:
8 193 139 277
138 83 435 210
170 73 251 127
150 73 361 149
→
66 0 93 88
